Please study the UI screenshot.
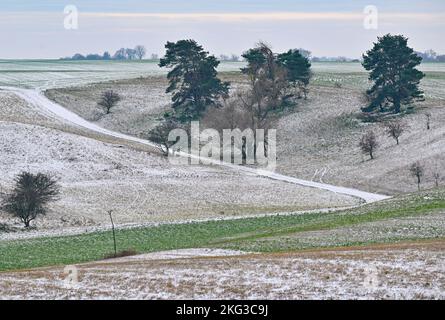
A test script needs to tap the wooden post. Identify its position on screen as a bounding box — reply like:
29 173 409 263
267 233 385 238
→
108 210 117 257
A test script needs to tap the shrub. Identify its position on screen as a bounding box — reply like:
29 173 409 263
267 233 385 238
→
103 249 138 260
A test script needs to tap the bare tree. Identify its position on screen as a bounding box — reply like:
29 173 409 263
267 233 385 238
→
385 120 406 145
125 48 137 60
219 54 230 61
98 90 121 114
2 172 60 228
410 162 424 190
134 45 146 60
425 112 431 130
359 131 378 160
202 97 251 132
230 54 240 62
432 164 441 188
242 42 289 112
145 120 182 156
202 94 274 164
113 48 127 60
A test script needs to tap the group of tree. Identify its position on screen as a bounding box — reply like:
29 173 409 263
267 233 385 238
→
357 117 441 190
157 40 312 123
150 40 318 162
415 49 445 62
219 54 240 62
358 34 445 191
311 56 360 63
359 118 412 160
62 45 158 61
147 40 312 154
230 42 312 133
409 161 442 191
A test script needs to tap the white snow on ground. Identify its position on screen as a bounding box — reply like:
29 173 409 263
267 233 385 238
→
0 90 360 237
100 248 250 263
1 86 389 204
0 242 443 300
0 60 244 90
276 84 445 195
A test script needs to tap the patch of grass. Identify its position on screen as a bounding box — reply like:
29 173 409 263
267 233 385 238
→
0 189 444 272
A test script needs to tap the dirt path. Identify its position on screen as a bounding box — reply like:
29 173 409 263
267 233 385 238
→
1 86 390 204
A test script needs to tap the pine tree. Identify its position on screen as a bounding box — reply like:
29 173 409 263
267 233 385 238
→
277 49 312 99
159 40 229 121
362 34 424 114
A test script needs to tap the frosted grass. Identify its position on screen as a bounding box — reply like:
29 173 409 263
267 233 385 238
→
0 60 245 90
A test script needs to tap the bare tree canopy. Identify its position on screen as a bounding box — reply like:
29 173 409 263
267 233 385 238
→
242 42 289 111
241 42 312 114
385 120 407 145
432 165 441 188
145 119 183 156
2 172 60 228
125 48 137 60
98 90 121 114
135 45 146 60
359 131 378 160
410 162 424 190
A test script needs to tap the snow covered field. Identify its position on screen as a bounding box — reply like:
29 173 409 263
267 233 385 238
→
276 85 445 194
0 60 443 300
1 60 443 91
0 90 360 234
1 241 443 300
46 67 445 195
0 60 244 90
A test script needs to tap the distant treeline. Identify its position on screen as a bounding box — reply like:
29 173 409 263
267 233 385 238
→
288 49 360 63
415 50 445 62
220 49 361 63
218 54 241 62
311 56 360 62
61 45 158 61
62 46 444 63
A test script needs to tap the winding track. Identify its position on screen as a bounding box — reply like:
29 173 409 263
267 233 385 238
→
3 86 390 204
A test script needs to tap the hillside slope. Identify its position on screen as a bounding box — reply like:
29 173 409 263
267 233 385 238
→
45 65 445 194
0 90 359 232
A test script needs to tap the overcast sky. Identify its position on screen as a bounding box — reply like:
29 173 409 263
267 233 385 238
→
1 0 444 59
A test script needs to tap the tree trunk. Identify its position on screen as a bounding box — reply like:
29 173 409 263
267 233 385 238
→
394 97 401 114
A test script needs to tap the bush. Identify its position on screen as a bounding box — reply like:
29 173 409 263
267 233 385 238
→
103 249 138 260
2 172 60 228
98 90 121 114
